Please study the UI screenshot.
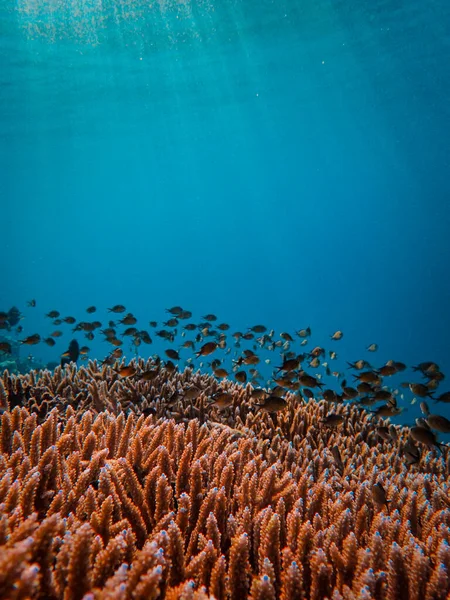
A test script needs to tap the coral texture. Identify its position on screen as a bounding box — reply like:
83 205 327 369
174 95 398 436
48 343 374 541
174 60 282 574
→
0 361 449 600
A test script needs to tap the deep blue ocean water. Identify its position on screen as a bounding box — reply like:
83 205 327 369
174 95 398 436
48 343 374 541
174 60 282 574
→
1 0 450 425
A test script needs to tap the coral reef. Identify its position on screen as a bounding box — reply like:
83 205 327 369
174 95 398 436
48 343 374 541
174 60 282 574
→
0 360 449 600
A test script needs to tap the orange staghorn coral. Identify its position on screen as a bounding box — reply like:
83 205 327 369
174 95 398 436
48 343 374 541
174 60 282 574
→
0 360 449 600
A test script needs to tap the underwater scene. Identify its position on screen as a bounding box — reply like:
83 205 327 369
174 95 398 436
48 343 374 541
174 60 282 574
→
1 0 450 597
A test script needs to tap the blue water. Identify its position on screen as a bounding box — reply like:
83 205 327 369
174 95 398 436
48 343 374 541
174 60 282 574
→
1 0 450 423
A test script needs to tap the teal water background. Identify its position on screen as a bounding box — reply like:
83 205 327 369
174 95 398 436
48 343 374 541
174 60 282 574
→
1 0 450 421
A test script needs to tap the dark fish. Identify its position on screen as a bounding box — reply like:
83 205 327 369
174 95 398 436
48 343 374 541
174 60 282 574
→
139 369 159 381
353 371 381 385
420 401 430 416
299 374 323 389
140 331 152 344
210 392 234 408
202 314 217 321
409 383 434 398
166 306 183 315
378 365 397 377
44 338 56 347
21 334 41 345
61 339 79 367
372 482 390 506
118 365 137 377
196 342 218 357
108 305 126 313
165 349 180 360
331 445 344 472
164 318 179 327
27 299 36 307
179 310 192 319
256 396 288 412
276 357 301 372
46 310 60 319
235 371 247 384
410 426 445 451
7 306 21 326
426 414 450 434
0 342 12 354
86 306 96 313
281 332 294 342
321 413 345 427
119 314 137 326
250 325 267 333
435 391 450 403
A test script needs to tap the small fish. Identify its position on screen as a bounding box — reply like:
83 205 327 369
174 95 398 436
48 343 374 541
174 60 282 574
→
196 342 218 357
214 368 229 378
420 401 430 416
376 426 391 441
118 365 137 377
21 334 41 345
179 310 192 319
164 318 179 327
44 338 56 347
166 306 183 315
202 314 217 321
46 310 60 319
296 328 311 338
120 314 137 326
165 349 180 360
86 306 96 313
210 392 234 408
378 365 397 377
299 374 323 389
235 371 247 384
183 386 201 401
256 396 288 412
50 331 63 338
108 305 126 313
27 299 36 307
372 482 390 506
330 331 343 341
347 360 367 370
367 344 378 352
435 391 450 403
409 383 434 399
61 339 79 367
323 389 339 403
331 445 344 472
426 414 450 434
321 413 345 427
353 371 381 385
409 426 445 451
276 357 301 372
0 342 12 354
63 316 76 324
250 325 266 333
139 369 159 381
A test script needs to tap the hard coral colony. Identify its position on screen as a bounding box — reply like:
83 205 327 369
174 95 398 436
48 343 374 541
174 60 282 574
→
0 361 449 600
